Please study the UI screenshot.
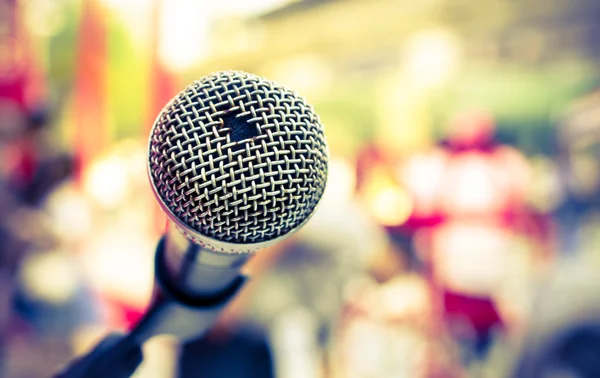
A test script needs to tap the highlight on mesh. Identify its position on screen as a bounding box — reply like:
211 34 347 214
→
148 71 328 244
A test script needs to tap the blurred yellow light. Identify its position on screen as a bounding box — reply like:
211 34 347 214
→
569 152 600 197
441 153 504 214
97 0 153 48
45 183 93 241
374 77 433 155
367 185 413 227
528 156 562 212
211 19 266 57
99 0 149 9
83 234 154 308
401 150 446 215
378 275 430 318
23 0 66 37
320 157 356 205
83 155 129 208
432 222 513 295
20 251 79 304
158 0 211 72
260 54 333 98
403 29 461 88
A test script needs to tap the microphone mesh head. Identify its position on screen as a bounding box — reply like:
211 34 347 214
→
149 71 328 246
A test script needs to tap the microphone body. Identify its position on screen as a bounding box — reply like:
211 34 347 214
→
137 69 328 341
162 223 249 297
131 227 249 344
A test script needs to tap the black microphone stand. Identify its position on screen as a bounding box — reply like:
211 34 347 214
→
53 238 247 378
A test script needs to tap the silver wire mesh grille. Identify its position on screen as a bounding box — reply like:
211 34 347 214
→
149 71 328 244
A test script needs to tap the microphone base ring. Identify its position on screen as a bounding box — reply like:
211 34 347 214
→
129 238 247 344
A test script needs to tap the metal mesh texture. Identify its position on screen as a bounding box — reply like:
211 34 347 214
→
149 71 328 244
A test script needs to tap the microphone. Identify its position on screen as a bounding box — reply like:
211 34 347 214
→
54 71 328 377
148 70 328 299
137 70 329 342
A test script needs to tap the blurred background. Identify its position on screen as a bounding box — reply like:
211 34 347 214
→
1 0 600 377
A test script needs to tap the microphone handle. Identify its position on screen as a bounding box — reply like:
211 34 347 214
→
53 237 247 378
53 333 143 378
129 237 247 345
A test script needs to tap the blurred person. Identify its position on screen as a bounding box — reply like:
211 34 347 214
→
402 110 552 364
0 106 74 376
328 144 464 377
5 105 75 207
0 172 104 377
6 248 104 378
554 90 600 256
0 174 62 376
1 0 55 204
333 240 464 378
507 256 600 378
